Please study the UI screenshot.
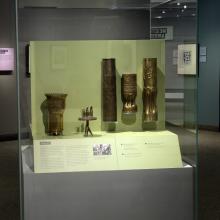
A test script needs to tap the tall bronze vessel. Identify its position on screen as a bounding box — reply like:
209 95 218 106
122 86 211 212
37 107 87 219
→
102 58 117 122
143 58 158 122
45 93 67 136
121 73 137 114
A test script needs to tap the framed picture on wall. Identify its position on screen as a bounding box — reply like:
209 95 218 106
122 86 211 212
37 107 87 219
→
177 44 197 75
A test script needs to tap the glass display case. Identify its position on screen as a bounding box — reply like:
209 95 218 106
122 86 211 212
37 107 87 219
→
16 0 198 219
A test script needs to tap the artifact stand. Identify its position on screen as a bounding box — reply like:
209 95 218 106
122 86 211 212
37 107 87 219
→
78 116 97 137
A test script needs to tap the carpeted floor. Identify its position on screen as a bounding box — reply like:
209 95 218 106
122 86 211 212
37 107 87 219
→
0 130 219 220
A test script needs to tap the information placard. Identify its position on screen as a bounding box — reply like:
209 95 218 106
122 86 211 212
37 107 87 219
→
33 131 182 173
0 48 14 71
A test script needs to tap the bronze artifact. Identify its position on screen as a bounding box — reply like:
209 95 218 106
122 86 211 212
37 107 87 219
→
102 58 117 122
79 106 97 137
121 73 137 114
45 93 67 136
143 58 158 122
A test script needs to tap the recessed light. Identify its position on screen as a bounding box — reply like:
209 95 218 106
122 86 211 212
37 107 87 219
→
162 10 166 14
183 5 187 9
177 2 180 6
155 16 162 19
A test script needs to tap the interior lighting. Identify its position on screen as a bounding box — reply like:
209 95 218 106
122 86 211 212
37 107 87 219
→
177 2 180 6
162 10 166 14
183 5 187 9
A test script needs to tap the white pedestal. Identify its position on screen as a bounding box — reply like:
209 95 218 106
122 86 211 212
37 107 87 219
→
22 145 194 220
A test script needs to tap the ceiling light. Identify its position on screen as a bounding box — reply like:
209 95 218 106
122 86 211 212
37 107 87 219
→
177 2 180 6
183 5 187 9
181 9 184 13
162 10 166 14
176 14 180 18
155 16 162 19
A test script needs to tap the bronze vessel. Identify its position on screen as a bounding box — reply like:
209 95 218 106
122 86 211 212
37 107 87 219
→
121 73 137 114
102 58 117 122
143 58 158 122
45 93 67 136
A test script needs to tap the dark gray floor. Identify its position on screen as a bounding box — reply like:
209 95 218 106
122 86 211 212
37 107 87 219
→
0 130 219 220
0 140 19 220
199 130 220 220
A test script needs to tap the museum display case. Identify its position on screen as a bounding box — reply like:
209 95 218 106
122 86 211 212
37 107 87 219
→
15 0 198 219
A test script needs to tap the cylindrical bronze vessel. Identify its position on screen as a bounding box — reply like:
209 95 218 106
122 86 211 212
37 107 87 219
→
143 58 158 122
102 58 117 122
121 73 137 114
45 93 67 136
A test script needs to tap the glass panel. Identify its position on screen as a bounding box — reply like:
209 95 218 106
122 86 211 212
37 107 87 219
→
150 0 198 163
16 0 198 219
150 1 198 219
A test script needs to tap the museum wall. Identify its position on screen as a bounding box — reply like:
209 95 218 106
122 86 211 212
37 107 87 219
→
152 17 197 127
198 0 220 128
152 17 196 90
0 0 17 137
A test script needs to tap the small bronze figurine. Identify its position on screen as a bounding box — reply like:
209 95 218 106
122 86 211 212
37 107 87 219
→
45 93 67 136
85 107 89 117
143 58 158 122
121 73 137 114
82 108 86 117
79 106 97 137
90 106 93 117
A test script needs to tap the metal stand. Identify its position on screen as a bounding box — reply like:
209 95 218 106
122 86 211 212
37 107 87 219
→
79 116 97 137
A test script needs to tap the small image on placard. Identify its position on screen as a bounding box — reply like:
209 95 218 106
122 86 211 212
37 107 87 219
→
93 144 112 156
183 50 192 65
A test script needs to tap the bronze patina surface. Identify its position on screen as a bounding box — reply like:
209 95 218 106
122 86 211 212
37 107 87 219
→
143 58 158 122
121 73 137 114
79 106 97 137
45 93 67 136
102 58 117 122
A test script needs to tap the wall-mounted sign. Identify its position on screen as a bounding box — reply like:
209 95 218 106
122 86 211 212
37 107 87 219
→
0 48 14 71
151 26 173 40
177 44 197 75
199 46 207 63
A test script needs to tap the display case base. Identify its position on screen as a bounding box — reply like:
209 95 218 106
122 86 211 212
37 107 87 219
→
22 146 194 220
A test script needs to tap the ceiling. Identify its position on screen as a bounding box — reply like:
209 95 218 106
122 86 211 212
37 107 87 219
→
19 0 151 9
19 0 197 18
152 0 197 19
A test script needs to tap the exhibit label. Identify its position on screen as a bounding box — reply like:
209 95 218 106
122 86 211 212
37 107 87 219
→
0 48 14 71
33 131 182 173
